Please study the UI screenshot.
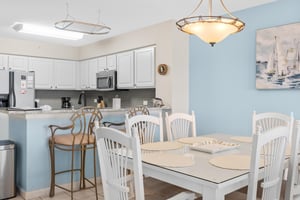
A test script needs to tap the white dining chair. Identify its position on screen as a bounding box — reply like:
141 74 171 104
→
126 113 163 144
165 111 196 141
96 127 144 200
96 127 196 200
285 120 300 200
252 111 294 141
248 126 289 200
226 126 289 200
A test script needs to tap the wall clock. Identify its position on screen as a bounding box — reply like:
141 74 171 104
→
157 64 168 75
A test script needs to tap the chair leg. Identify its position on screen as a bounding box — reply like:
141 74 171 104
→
71 147 75 200
81 146 86 189
93 146 98 200
49 141 55 197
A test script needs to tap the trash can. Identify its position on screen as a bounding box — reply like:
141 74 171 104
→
0 140 16 199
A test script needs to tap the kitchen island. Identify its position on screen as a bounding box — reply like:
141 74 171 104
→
2 107 170 199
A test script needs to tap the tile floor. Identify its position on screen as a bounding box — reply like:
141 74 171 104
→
10 177 198 200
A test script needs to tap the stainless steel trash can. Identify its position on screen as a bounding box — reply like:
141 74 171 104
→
0 140 16 199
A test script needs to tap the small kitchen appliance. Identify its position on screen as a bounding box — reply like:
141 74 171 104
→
96 70 117 91
61 97 72 108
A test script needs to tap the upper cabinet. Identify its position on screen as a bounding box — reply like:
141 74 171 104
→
29 57 76 90
8 55 28 71
117 51 134 89
0 55 8 70
54 60 76 90
79 58 98 90
28 57 54 89
98 55 117 71
117 46 155 89
134 47 155 88
106 55 117 70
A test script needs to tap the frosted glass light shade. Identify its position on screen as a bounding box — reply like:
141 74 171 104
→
176 16 245 46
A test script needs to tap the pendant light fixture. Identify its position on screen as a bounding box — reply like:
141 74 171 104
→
176 0 245 46
54 3 111 35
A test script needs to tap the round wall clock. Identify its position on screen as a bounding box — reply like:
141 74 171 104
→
157 64 168 75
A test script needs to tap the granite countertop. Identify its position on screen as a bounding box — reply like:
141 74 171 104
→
0 106 171 115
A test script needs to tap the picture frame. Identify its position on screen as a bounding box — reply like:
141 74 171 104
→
256 22 300 89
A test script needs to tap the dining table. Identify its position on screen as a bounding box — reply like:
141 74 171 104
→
140 133 254 200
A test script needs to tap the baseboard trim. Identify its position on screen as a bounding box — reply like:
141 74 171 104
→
18 177 102 200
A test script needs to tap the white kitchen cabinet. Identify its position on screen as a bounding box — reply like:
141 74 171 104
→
98 55 116 71
117 51 134 88
0 54 8 70
28 57 54 89
54 60 76 89
134 47 155 88
8 55 28 71
98 57 107 71
117 47 155 89
79 58 98 90
106 54 117 70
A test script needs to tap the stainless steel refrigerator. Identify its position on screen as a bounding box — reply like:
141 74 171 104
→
0 70 35 108
9 70 35 108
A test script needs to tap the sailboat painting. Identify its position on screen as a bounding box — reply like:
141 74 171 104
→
256 22 300 89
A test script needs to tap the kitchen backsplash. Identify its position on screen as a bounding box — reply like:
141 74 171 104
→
35 89 155 109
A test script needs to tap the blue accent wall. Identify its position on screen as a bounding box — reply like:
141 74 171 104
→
190 0 300 136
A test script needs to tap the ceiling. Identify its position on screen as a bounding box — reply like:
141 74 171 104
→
0 0 276 47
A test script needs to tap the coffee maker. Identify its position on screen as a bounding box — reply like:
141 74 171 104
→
61 97 71 109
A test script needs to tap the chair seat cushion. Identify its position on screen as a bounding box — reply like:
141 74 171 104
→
50 133 95 146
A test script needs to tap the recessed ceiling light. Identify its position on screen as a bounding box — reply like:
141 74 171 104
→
11 22 84 40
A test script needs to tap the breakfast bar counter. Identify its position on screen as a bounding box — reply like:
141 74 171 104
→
4 107 170 199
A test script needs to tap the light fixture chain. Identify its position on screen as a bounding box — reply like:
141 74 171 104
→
188 0 204 17
220 0 237 18
209 0 212 16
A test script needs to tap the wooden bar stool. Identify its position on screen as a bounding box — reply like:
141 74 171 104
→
48 106 102 199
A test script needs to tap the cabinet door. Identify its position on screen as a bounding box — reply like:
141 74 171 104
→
134 47 155 88
79 60 89 90
0 55 8 70
54 60 76 89
28 57 54 89
8 55 28 71
98 56 107 71
107 54 117 70
88 58 98 89
117 51 134 89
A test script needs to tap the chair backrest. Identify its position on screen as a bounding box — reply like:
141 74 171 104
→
126 113 163 144
96 127 144 200
127 105 150 119
252 111 294 141
247 126 289 200
165 111 196 141
285 120 300 200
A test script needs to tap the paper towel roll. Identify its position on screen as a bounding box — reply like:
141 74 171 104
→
112 98 121 109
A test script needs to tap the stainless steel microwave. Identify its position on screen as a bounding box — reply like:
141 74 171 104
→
96 70 117 91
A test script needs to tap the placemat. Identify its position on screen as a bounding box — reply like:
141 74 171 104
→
209 154 263 170
230 136 252 143
177 136 215 145
143 152 194 168
141 141 183 151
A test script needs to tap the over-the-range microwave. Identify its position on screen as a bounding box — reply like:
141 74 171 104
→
96 70 117 91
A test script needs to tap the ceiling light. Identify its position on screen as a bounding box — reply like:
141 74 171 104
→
54 3 111 35
11 22 84 40
176 0 245 47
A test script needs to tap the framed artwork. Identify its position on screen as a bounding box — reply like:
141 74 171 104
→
256 22 300 89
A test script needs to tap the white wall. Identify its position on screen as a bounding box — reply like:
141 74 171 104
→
0 37 79 60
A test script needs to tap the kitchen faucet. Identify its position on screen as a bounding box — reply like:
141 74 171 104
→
78 91 87 106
